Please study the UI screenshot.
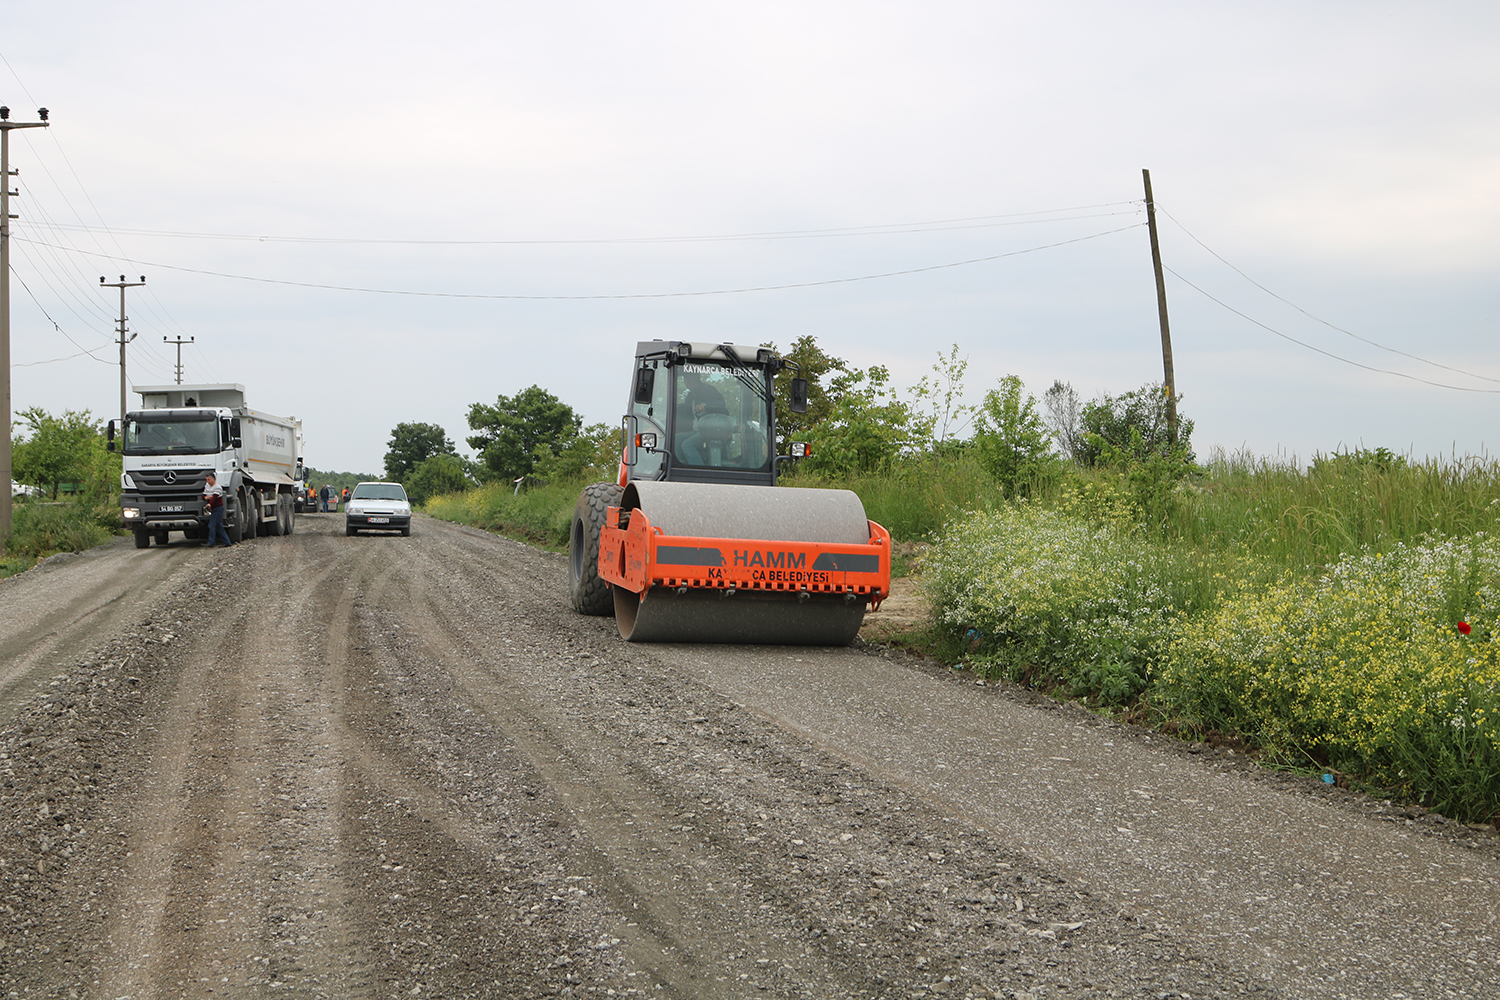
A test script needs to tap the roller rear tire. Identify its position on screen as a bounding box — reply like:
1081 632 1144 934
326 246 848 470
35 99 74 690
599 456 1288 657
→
569 481 622 615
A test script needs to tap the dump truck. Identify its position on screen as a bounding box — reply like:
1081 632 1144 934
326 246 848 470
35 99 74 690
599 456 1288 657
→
569 341 890 644
110 383 303 547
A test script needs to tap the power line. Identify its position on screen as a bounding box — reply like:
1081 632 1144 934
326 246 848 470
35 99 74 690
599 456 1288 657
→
1160 207 1500 386
30 203 1143 247
15 224 1144 301
1165 266 1500 394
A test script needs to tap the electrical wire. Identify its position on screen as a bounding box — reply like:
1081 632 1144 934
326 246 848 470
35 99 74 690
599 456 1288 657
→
33 203 1143 246
1161 207 1500 386
9 271 115 365
15 224 1143 301
1165 266 1500 394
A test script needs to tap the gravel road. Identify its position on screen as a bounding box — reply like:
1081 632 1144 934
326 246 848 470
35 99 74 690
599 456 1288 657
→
0 512 1495 999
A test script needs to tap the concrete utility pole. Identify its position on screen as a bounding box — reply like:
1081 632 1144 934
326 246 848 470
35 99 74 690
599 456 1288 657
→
1142 168 1179 447
101 274 146 427
164 335 194 384
1 105 50 542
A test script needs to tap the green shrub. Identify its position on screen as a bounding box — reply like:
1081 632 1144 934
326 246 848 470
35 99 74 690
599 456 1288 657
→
4 500 116 563
924 504 1201 705
1163 533 1500 823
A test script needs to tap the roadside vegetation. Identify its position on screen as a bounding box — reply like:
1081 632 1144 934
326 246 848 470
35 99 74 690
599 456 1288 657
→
399 339 1500 824
4 408 123 580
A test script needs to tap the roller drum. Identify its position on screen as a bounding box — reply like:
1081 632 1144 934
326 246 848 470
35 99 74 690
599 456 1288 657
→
615 482 876 645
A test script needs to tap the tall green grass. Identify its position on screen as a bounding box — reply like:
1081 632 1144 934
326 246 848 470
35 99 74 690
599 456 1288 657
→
424 477 591 549
2 499 120 578
1172 450 1500 572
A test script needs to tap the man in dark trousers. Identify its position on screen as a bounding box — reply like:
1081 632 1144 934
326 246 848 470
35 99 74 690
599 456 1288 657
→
203 473 232 547
320 484 334 512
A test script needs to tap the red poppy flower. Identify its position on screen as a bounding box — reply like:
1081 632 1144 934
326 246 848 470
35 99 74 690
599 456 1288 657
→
1457 621 1472 635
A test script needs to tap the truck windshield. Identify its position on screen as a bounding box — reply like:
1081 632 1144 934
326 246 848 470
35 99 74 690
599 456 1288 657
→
672 362 772 470
123 417 220 456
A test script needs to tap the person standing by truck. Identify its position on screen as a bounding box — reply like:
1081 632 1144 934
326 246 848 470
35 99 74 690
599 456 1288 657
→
203 473 232 547
320 484 333 512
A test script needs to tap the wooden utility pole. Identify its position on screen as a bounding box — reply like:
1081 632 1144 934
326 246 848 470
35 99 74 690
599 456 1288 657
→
1142 168 1178 446
1 106 50 542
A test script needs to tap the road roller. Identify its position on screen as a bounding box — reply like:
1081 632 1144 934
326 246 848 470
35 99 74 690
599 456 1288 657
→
569 341 890 644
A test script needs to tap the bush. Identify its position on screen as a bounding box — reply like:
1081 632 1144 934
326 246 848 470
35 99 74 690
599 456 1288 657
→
4 500 116 565
924 504 1198 705
1163 533 1500 822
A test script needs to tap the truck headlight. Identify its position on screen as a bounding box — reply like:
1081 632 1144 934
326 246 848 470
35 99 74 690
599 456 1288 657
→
122 507 141 519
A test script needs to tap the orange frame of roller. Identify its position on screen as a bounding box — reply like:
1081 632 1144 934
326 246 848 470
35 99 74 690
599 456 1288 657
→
598 504 890 605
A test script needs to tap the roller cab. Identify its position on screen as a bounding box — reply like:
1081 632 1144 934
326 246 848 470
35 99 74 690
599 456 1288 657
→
569 341 892 644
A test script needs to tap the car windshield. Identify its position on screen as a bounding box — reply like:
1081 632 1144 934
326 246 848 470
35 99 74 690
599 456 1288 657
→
671 361 772 470
351 484 407 501
123 417 219 455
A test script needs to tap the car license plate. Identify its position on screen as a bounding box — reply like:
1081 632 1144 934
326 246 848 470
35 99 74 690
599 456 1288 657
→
368 516 389 523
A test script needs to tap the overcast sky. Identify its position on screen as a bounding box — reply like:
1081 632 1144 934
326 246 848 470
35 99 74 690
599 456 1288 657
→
3 1 1497 474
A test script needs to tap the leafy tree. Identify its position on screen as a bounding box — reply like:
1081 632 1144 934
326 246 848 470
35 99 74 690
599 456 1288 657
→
384 422 457 483
1076 381 1195 467
801 365 912 476
908 344 973 455
405 453 471 506
769 335 849 450
12 408 118 500
532 422 621 483
466 386 582 483
972 375 1059 498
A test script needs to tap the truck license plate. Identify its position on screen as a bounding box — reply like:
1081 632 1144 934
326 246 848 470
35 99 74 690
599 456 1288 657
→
368 516 389 523
160 505 184 512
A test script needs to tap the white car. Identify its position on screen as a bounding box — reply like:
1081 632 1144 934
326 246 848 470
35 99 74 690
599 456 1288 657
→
11 480 41 498
345 481 412 536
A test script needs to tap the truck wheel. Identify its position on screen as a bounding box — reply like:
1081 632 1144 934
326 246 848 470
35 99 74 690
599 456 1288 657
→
569 481 622 616
244 493 259 541
284 500 295 536
134 529 150 549
228 492 246 543
266 495 284 536
155 530 170 546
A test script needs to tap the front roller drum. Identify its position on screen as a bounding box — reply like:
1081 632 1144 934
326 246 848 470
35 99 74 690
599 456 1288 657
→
614 585 868 645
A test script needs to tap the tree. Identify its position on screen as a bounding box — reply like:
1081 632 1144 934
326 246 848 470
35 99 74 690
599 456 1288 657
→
11 408 117 500
1042 380 1084 462
1076 381 1195 467
405 453 471 505
532 422 621 483
801 365 913 476
769 335 849 450
971 375 1058 498
466 386 582 483
384 422 457 484
908 344 973 455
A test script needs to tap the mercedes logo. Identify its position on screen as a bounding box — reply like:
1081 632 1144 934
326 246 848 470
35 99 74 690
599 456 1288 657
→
162 471 178 484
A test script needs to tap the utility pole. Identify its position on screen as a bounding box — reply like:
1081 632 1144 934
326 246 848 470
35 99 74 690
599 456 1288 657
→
164 335 193 384
1 105 50 542
1142 168 1178 447
101 274 146 427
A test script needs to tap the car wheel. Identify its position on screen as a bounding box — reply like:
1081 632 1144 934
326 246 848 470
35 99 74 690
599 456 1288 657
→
346 525 357 536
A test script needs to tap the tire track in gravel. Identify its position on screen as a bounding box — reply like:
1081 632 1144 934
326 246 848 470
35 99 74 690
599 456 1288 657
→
95 534 380 998
0 539 204 720
379 530 844 998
